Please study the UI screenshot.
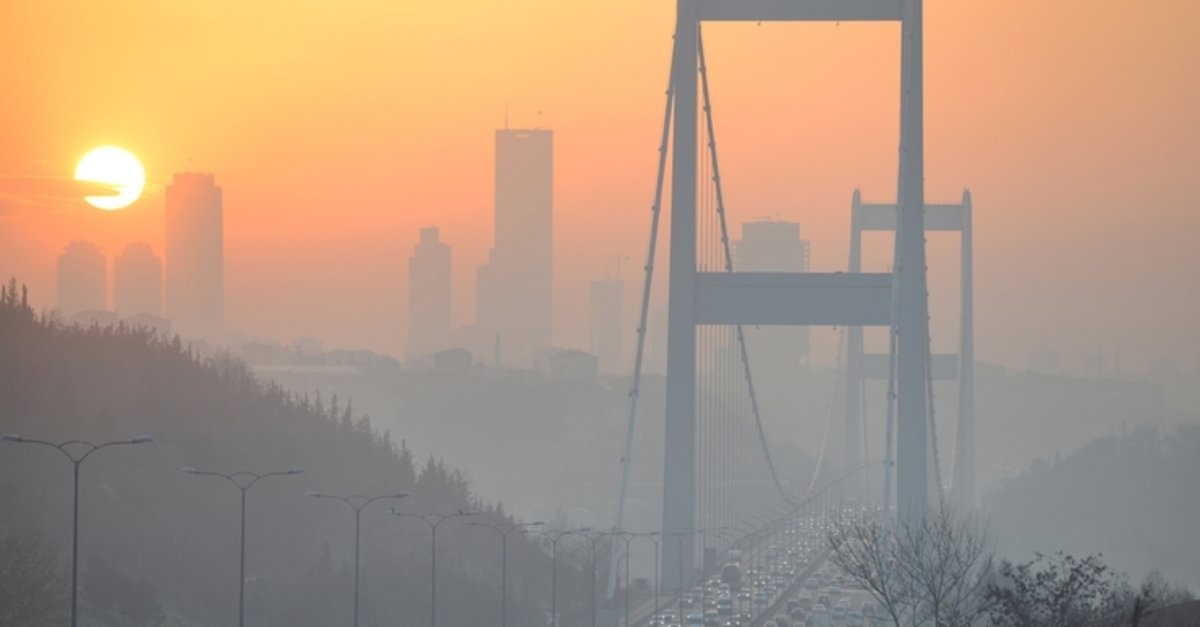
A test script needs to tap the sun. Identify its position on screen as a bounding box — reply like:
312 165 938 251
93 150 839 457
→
74 146 145 210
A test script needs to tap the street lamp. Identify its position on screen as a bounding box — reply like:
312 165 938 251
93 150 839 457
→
698 526 730 578
616 531 658 627
583 531 620 627
307 491 410 627
534 527 592 627
182 466 304 627
2 433 152 627
391 509 478 627
646 533 663 623
467 520 544 627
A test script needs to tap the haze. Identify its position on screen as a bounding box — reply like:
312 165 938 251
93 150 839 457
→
2 2 1199 626
1 1 1196 368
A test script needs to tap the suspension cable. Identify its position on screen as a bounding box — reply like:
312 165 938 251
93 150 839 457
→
925 295 946 501
808 326 845 492
697 24 796 508
606 30 677 600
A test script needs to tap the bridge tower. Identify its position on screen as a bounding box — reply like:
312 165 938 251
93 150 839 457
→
661 0 932 591
843 189 976 508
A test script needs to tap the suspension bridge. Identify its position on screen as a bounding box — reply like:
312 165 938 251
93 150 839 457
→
608 0 978 605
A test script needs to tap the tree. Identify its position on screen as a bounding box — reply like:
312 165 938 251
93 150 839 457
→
1105 570 1196 627
986 551 1116 627
0 528 69 627
826 506 995 627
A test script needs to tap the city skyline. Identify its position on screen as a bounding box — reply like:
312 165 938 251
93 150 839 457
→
56 240 106 316
113 241 162 318
477 128 555 367
165 172 223 342
407 226 453 361
2 4 1199 625
0 2 1196 372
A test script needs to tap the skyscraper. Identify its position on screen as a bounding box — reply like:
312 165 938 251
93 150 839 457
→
56 240 106 316
735 219 811 373
407 227 452 361
476 128 554 366
589 279 624 374
113 242 162 317
165 172 223 341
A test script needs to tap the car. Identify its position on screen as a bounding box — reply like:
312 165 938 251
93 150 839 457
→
831 604 846 621
704 610 720 625
687 612 705 626
810 604 831 627
737 590 751 601
804 578 819 590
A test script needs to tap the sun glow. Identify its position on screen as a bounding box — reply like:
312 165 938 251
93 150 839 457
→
74 146 145 210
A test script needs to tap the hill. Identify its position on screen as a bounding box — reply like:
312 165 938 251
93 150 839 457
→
986 422 1200 592
0 280 588 626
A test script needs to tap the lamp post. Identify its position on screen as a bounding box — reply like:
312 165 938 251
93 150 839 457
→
391 509 478 627
698 526 730 579
182 466 304 627
619 526 657 624
535 527 591 627
2 433 152 627
307 491 409 627
467 520 544 627
648 533 663 622
583 531 619 627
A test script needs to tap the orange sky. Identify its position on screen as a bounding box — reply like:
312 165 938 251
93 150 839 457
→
1 1 1198 371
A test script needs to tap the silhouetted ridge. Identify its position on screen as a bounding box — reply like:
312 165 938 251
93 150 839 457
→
0 279 580 626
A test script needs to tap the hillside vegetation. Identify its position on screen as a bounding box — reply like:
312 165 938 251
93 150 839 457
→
0 281 590 626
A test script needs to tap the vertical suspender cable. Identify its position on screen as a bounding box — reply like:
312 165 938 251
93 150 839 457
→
697 25 795 508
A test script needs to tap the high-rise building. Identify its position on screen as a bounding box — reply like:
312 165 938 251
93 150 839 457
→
476 128 553 366
165 172 223 341
56 240 106 316
113 242 162 317
735 219 811 374
589 279 624 374
407 227 452 361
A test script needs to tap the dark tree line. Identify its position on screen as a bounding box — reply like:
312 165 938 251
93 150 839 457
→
0 280 602 626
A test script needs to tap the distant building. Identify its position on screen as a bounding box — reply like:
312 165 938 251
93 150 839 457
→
735 219 811 374
477 128 554 367
165 172 223 342
433 348 473 376
113 242 162 317
70 309 119 328
122 312 171 337
57 240 106 316
538 348 599 381
589 279 624 374
407 227 452 361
